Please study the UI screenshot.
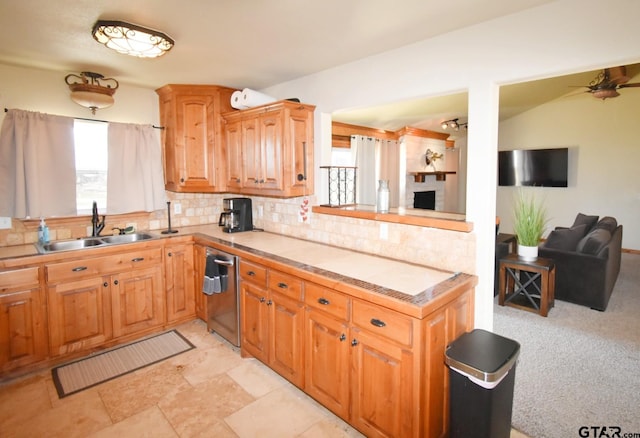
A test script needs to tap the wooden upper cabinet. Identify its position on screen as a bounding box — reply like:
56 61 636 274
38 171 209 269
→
156 84 237 193
222 100 315 197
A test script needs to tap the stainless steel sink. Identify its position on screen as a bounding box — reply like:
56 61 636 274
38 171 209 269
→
100 233 155 244
40 238 105 253
36 233 156 253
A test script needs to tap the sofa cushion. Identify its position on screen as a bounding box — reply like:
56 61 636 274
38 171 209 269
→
544 224 588 251
576 228 612 255
594 216 618 234
571 213 599 233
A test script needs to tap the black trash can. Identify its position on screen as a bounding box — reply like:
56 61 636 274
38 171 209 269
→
445 329 520 438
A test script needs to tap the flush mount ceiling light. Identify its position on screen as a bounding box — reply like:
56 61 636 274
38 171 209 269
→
65 71 119 114
92 20 174 58
440 118 468 131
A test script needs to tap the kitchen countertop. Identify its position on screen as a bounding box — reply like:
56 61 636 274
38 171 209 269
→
0 224 475 312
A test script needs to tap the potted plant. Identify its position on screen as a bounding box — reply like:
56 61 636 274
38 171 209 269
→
513 189 548 261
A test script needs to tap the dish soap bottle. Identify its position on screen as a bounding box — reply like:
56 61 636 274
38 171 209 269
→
38 218 50 244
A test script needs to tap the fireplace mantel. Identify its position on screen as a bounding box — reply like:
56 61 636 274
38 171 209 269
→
410 171 456 182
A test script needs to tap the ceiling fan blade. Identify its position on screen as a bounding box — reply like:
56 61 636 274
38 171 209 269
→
618 82 640 88
605 66 630 85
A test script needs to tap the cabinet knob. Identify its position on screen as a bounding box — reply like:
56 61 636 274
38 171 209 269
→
168 252 172 257
180 178 185 183
339 334 346 342
351 339 359 346
114 280 119 286
259 297 265 303
103 282 108 287
236 178 241 183
266 300 273 306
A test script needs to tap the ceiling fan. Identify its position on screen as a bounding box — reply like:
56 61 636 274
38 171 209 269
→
581 66 640 99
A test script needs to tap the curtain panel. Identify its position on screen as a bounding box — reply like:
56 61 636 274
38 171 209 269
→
0 109 76 218
107 122 167 214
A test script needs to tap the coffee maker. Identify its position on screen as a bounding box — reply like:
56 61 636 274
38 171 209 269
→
219 197 253 233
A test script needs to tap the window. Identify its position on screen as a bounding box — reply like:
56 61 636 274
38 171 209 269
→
73 120 108 215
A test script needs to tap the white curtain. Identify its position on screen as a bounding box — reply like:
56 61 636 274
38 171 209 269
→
0 109 76 218
352 135 380 205
107 122 167 214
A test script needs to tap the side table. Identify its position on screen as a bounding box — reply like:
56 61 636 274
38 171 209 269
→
499 254 555 317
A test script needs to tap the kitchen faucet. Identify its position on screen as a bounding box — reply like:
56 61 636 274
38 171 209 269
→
91 201 106 237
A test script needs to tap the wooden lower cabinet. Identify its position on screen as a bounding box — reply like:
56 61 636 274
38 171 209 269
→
111 266 165 337
0 267 48 374
193 244 207 321
165 242 196 323
47 275 113 356
241 259 475 438
240 260 305 387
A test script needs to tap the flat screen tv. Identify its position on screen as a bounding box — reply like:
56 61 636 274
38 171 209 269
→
498 147 568 187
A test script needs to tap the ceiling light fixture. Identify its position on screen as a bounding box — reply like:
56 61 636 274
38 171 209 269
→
440 118 468 131
65 71 119 114
92 20 174 58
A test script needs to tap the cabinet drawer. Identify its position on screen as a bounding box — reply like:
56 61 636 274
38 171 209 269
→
46 248 162 283
0 267 39 292
269 270 303 301
239 260 268 288
352 300 413 347
305 282 349 321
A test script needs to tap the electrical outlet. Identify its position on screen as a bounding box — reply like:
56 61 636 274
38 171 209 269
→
174 203 182 214
0 217 11 229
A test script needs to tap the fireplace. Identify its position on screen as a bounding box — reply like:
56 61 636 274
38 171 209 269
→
414 191 435 210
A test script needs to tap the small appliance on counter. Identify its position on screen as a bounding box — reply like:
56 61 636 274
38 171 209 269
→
219 197 253 233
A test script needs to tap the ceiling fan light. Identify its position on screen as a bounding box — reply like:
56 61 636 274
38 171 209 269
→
92 20 174 58
441 122 448 130
592 88 619 100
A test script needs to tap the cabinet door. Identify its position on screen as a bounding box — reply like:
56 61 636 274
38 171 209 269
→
350 328 414 438
111 266 165 337
47 276 113 356
241 117 261 188
284 106 313 194
269 291 304 387
165 242 196 323
305 308 350 418
0 284 47 373
259 111 283 191
224 118 243 190
174 94 218 191
193 245 207 321
240 281 269 363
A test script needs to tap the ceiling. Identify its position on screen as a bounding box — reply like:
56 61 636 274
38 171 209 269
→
1 0 638 134
0 0 554 89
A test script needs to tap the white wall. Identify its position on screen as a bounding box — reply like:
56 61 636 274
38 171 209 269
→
497 87 640 249
262 0 640 328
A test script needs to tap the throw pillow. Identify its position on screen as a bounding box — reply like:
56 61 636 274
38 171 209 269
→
594 216 618 234
571 213 599 234
544 224 588 251
576 228 612 255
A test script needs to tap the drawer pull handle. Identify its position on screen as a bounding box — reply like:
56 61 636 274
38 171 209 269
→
131 257 144 262
339 333 346 342
318 297 330 305
370 318 386 328
71 266 87 272
278 282 288 289
248 271 256 276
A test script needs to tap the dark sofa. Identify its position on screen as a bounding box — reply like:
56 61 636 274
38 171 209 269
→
538 213 623 311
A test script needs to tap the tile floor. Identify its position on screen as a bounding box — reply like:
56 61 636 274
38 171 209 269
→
0 320 530 437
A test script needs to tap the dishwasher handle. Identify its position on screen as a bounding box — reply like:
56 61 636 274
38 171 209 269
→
213 258 234 267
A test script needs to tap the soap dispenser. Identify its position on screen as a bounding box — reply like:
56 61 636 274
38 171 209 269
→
38 218 50 244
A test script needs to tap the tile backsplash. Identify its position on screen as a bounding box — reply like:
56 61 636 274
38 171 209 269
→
1 192 475 274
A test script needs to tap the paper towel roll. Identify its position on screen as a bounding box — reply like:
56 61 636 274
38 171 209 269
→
231 90 248 110
241 88 277 108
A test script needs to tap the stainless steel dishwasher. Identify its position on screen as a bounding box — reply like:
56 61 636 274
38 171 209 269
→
203 247 240 347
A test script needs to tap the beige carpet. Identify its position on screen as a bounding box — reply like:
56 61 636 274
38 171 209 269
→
52 330 195 398
494 253 640 438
